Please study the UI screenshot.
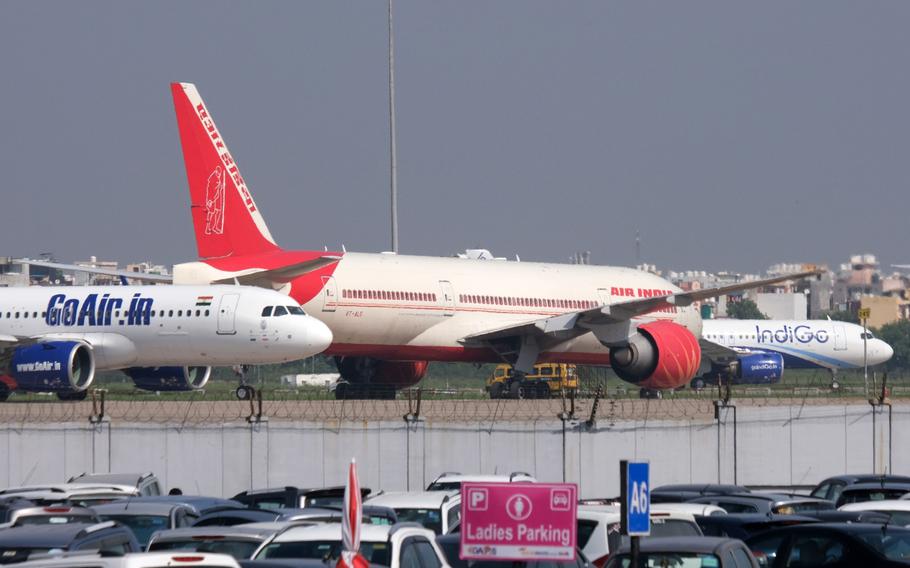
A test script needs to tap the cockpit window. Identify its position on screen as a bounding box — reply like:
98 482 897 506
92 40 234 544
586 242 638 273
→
861 332 874 340
273 306 288 317
287 306 306 316
261 306 273 317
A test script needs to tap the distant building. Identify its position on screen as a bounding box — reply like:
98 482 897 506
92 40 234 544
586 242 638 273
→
0 257 29 287
860 295 907 329
755 292 808 320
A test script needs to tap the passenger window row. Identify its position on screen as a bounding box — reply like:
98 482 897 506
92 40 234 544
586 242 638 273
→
342 290 437 302
460 294 597 310
0 309 211 320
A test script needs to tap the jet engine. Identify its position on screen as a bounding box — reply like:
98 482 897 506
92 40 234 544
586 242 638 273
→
125 366 212 392
609 321 702 390
9 341 95 397
334 357 429 399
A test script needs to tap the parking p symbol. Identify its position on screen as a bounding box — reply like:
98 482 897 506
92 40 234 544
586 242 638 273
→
468 488 489 511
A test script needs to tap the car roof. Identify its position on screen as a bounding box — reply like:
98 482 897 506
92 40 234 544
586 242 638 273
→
151 525 290 540
615 536 744 554
747 522 910 538
365 491 459 508
68 473 155 486
92 501 187 515
0 521 121 546
817 474 910 485
653 484 750 495
840 500 910 512
651 503 728 516
270 523 394 543
109 495 245 513
841 482 910 491
697 513 819 525
430 473 535 483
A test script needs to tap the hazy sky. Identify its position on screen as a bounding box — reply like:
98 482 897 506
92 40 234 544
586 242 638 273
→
1 2 907 273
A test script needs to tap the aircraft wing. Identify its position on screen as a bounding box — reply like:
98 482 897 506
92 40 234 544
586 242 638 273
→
460 269 819 370
210 256 342 286
14 259 173 283
698 339 741 363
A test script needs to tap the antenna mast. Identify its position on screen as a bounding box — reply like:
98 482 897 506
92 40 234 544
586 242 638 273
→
389 0 399 253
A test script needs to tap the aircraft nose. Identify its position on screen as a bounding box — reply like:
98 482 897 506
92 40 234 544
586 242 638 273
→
306 318 333 354
877 340 894 364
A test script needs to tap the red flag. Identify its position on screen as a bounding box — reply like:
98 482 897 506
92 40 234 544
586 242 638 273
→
338 458 368 568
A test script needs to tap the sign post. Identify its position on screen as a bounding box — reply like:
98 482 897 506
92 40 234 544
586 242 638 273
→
460 482 577 562
620 460 650 568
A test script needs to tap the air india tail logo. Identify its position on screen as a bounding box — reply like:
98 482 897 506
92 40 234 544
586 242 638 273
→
205 165 226 235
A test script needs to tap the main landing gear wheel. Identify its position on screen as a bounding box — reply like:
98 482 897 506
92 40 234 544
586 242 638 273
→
639 388 662 399
0 384 9 402
489 382 504 399
235 385 256 400
509 381 521 399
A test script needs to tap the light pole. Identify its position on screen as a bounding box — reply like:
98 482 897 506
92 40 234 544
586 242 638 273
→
860 307 871 397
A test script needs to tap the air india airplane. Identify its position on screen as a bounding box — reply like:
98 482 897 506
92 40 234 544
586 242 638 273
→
165 82 816 399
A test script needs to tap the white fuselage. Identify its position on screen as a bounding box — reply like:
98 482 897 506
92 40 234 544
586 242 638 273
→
284 253 703 363
702 319 893 370
0 285 332 368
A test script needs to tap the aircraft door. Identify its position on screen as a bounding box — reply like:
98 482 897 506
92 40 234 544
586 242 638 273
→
438 281 455 316
833 324 847 350
597 288 612 307
321 276 338 312
217 294 240 335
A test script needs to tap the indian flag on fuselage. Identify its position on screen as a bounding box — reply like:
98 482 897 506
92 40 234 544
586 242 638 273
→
196 295 213 307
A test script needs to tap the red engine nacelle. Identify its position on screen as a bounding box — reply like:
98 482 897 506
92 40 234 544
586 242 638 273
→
609 321 702 389
371 361 429 388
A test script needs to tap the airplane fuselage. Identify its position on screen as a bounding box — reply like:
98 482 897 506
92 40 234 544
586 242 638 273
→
702 319 893 370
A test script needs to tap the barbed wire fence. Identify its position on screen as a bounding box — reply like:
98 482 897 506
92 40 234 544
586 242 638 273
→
0 366 903 426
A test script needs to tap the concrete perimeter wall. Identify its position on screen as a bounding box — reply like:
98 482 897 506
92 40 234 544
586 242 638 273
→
0 404 905 498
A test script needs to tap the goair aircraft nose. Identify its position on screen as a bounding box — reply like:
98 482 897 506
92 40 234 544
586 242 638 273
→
306 317 333 355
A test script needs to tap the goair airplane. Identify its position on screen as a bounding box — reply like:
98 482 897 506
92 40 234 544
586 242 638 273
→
697 318 893 389
0 285 332 401
46 82 809 400
158 82 819 399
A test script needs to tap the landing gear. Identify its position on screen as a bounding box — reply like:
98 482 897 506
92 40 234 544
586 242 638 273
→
0 383 9 402
489 382 505 399
829 370 840 391
639 388 663 399
235 385 256 400
56 390 88 401
691 377 707 390
333 381 396 400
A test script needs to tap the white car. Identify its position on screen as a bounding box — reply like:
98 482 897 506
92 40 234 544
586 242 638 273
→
651 503 728 517
10 552 240 568
839 499 910 526
67 472 162 497
426 472 536 491
577 505 703 567
253 522 450 568
365 491 461 534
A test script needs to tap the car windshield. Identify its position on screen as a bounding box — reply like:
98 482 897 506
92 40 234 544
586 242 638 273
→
427 482 461 491
773 501 834 515
858 530 910 561
257 539 391 566
842 490 910 504
148 539 260 559
651 519 702 537
394 508 443 533
101 514 170 547
608 553 721 568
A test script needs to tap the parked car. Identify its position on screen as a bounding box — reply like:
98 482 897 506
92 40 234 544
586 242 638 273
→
231 486 370 510
688 493 834 515
192 506 397 528
836 482 910 507
9 551 240 568
112 495 246 516
92 501 201 547
810 474 910 503
425 472 536 492
365 491 461 535
0 521 141 563
805 510 892 524
604 536 759 568
2 505 100 527
67 473 162 497
576 505 703 567
650 484 751 504
696 513 819 540
745 522 910 567
839 500 910 526
252 522 450 568
0 484 137 507
651 503 728 517
435 533 591 568
147 523 306 560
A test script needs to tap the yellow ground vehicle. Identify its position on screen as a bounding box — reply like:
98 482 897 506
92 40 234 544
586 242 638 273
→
486 363 578 399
